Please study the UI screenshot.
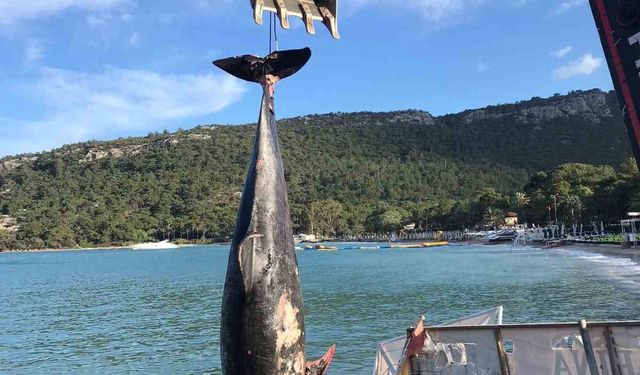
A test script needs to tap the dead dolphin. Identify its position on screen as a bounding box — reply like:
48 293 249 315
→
214 48 335 375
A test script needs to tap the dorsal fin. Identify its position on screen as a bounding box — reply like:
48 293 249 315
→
213 48 311 83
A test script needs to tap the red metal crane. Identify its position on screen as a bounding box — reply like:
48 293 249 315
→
590 0 640 170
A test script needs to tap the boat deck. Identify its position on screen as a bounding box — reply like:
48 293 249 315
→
376 318 640 374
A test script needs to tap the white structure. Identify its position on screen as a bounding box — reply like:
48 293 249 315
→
131 240 179 250
622 215 640 248
294 233 318 244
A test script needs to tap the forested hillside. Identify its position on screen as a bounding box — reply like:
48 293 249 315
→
0 89 636 250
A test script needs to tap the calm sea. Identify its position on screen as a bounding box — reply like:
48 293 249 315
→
1 244 639 374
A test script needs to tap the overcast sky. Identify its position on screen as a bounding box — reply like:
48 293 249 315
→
0 0 613 157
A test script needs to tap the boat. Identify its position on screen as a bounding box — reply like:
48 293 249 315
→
294 233 320 244
485 229 517 243
389 243 425 249
389 242 449 249
304 245 314 250
421 241 449 247
315 244 338 251
374 307 503 375
373 307 640 375
131 240 179 250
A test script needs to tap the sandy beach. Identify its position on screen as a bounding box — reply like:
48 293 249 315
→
564 243 640 262
0 242 222 254
0 245 132 254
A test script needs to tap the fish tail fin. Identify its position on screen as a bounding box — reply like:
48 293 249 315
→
306 343 336 375
213 48 311 84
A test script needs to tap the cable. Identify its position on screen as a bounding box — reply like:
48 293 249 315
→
274 12 279 51
269 12 273 54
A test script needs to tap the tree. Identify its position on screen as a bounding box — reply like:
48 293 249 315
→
366 203 411 233
130 229 149 243
309 200 346 237
46 225 77 248
483 208 505 230
564 195 583 223
620 157 639 177
0 229 16 250
507 191 530 224
475 187 501 209
513 192 530 209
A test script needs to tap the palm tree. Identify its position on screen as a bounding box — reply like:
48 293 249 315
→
565 195 583 223
513 192 530 222
483 208 505 230
514 192 530 209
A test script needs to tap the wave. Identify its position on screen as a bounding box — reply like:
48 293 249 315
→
561 248 640 291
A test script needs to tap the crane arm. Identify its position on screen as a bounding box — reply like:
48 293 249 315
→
590 0 640 170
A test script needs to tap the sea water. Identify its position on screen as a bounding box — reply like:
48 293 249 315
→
1 244 639 374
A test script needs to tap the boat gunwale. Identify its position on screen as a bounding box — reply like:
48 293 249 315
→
425 320 640 331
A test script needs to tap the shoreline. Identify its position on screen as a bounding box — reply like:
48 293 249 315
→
2 240 639 265
0 245 132 254
0 243 221 254
558 242 640 263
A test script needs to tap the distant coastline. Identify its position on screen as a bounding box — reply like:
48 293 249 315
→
1 89 637 254
0 240 254 254
3 241 639 267
1 245 132 254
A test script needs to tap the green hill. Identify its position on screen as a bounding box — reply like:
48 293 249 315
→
0 89 636 250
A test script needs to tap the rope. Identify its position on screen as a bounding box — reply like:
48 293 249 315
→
268 13 273 54
274 12 279 51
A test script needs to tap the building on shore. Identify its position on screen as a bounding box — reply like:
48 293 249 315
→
622 212 640 248
504 212 518 228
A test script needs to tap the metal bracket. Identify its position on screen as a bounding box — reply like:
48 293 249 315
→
273 0 290 29
579 320 601 375
250 0 340 39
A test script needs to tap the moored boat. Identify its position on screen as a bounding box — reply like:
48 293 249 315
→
315 244 338 251
421 241 449 247
389 242 449 249
389 243 424 249
131 240 179 250
485 229 517 243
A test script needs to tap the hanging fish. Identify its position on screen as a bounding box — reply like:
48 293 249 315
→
214 47 336 375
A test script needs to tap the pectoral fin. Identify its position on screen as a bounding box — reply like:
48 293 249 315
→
238 232 265 289
306 344 336 375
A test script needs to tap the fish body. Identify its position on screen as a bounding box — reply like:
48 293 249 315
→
215 48 332 375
